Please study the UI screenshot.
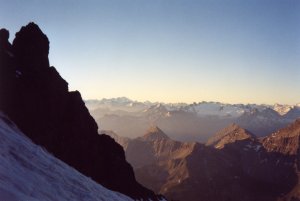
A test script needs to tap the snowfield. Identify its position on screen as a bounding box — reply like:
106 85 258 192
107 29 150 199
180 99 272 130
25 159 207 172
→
0 112 134 201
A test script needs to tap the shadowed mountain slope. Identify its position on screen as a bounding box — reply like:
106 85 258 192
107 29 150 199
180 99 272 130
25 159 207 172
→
0 113 133 201
107 123 300 201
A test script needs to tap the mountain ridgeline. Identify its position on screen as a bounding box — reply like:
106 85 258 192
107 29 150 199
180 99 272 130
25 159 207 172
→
0 23 163 200
85 98 300 142
106 121 300 201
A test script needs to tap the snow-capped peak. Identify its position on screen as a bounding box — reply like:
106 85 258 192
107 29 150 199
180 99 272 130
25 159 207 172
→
273 103 293 115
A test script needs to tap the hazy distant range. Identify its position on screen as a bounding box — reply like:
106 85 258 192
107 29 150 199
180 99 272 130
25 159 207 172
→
85 97 300 142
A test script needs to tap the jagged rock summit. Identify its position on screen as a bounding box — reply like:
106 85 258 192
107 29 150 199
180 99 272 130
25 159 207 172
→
13 22 50 70
0 22 163 201
0 28 12 53
206 123 255 148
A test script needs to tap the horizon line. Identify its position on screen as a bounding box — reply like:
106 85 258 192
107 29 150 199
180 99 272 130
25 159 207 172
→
83 96 300 106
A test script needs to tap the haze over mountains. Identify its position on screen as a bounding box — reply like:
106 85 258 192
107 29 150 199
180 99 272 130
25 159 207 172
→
86 97 300 141
105 120 300 201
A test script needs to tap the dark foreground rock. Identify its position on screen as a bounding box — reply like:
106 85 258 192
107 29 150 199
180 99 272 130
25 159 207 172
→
0 23 163 201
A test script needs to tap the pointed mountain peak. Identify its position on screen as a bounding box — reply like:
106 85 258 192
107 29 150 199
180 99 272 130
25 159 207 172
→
206 123 255 148
141 126 170 141
147 126 163 133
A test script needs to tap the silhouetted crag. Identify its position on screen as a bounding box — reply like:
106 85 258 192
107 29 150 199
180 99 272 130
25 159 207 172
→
0 23 163 200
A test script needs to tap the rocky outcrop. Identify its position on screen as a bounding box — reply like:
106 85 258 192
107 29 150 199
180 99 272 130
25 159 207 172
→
13 23 50 71
0 23 162 200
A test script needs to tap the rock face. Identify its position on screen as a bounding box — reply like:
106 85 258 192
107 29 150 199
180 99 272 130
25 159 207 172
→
0 23 162 200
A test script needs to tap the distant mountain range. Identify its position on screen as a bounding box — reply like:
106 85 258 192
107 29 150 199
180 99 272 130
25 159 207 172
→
86 97 300 141
103 119 300 201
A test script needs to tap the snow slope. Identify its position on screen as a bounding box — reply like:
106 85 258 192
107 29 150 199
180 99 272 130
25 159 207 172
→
0 112 134 201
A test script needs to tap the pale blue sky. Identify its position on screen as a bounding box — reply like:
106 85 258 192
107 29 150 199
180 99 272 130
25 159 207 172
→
1 0 299 104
